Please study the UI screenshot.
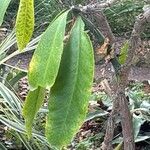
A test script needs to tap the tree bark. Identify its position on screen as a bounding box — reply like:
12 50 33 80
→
93 4 150 150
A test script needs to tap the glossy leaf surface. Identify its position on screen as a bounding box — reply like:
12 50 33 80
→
15 0 34 51
46 17 94 149
23 87 45 138
28 11 69 89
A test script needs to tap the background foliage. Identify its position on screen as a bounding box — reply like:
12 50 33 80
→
4 0 149 38
0 0 150 149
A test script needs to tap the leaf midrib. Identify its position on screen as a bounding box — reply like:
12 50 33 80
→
61 24 82 133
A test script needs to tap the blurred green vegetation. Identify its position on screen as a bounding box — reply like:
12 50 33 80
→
3 0 149 38
4 0 86 35
104 0 150 38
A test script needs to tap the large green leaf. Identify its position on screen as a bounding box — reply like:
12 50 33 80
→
28 11 69 89
15 0 34 51
23 87 45 138
0 0 11 26
46 16 94 149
